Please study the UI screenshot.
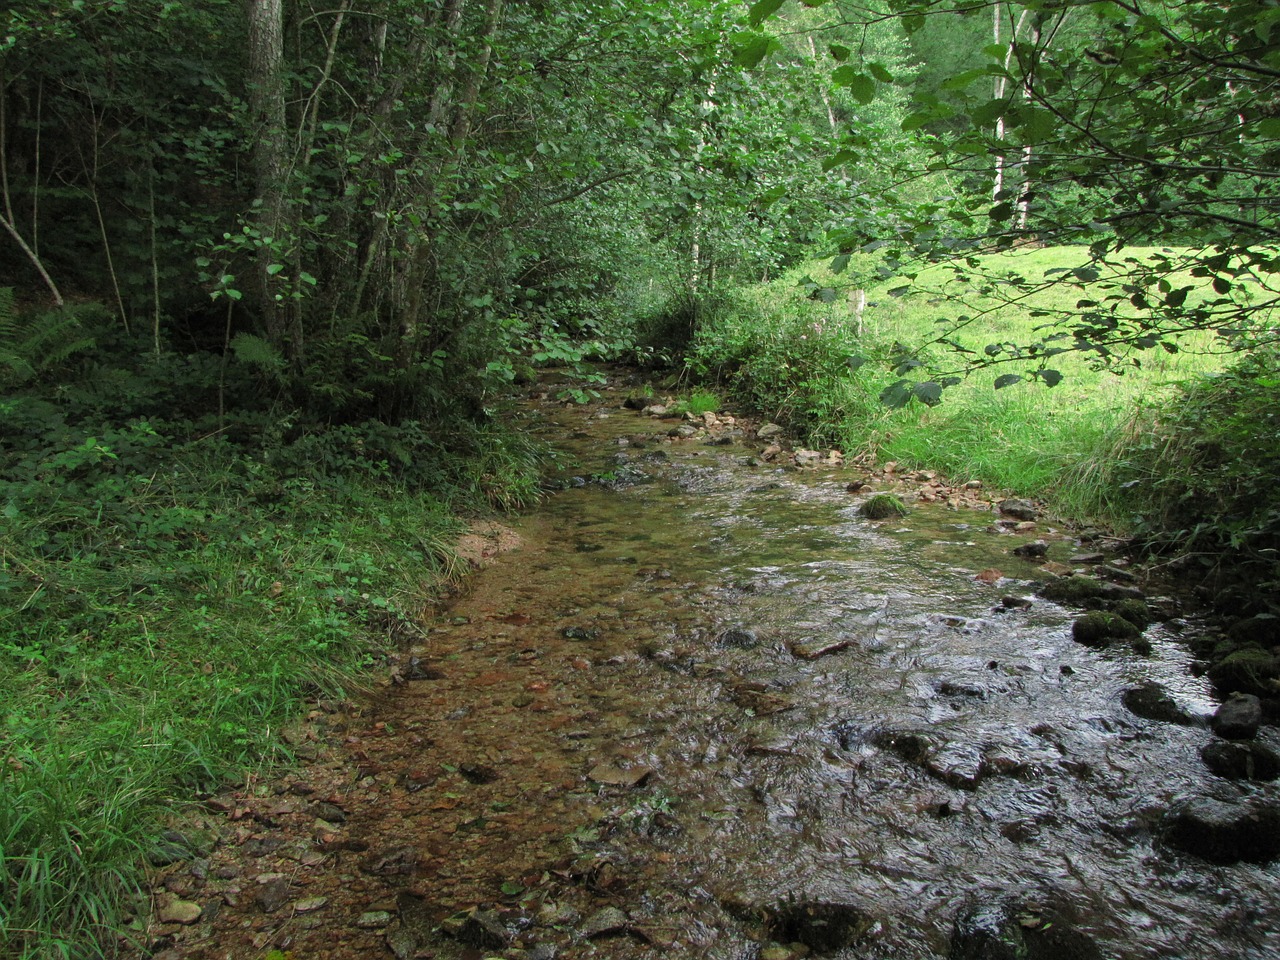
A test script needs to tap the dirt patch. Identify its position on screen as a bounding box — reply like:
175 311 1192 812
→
454 520 522 568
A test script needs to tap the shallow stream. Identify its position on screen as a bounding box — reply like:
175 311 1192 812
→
179 371 1280 960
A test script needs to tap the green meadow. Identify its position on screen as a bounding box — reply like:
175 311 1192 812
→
690 245 1255 525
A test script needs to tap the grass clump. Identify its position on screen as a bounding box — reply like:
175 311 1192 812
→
1070 348 1280 615
669 388 722 417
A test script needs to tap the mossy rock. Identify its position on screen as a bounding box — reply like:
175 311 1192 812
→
860 494 909 520
1208 649 1280 698
1072 610 1142 648
1111 598 1152 630
1039 576 1108 605
1227 615 1280 648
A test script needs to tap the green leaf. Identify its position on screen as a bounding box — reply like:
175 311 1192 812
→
1037 369 1063 388
880 379 914 408
941 67 993 91
830 253 850 274
1165 288 1189 308
994 374 1024 389
913 381 943 405
834 68 876 104
1254 117 1280 139
747 0 785 27
1212 276 1231 294
1019 108 1058 143
266 263 285 276
829 43 850 62
733 33 779 69
822 149 858 171
868 62 894 83
847 355 868 371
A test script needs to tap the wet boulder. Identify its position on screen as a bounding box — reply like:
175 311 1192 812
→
949 900 1103 960
440 906 511 949
1201 740 1280 781
998 499 1040 521
1210 693 1263 740
1160 794 1280 864
1110 598 1152 630
756 422 784 440
768 900 875 955
1072 611 1141 648
860 494 909 520
1121 682 1201 726
717 626 762 649
1208 649 1280 699
1226 614 1280 648
1038 576 1108 606
872 729 988 789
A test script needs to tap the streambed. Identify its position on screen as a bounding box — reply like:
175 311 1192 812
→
161 371 1279 960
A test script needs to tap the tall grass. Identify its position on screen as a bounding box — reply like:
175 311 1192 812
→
689 245 1249 523
0 417 542 958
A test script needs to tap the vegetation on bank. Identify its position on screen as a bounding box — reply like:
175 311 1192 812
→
4 0 1280 955
0 303 542 958
683 244 1279 612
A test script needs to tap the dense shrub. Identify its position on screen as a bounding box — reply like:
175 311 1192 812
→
1104 348 1280 612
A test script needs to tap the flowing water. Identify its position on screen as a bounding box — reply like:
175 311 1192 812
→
185 372 1280 960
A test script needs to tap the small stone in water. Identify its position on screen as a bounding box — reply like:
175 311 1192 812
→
356 910 394 929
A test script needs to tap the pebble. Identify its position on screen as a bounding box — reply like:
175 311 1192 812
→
159 901 203 925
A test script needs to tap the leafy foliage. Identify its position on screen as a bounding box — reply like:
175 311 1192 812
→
1085 349 1280 611
0 290 97 387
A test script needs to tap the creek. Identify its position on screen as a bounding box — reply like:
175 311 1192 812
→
175 370 1280 960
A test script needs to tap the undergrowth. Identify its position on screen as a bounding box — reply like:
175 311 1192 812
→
0 325 544 958
1069 348 1280 612
688 246 1236 504
688 244 1279 613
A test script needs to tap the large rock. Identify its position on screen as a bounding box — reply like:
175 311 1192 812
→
1201 740 1280 781
1072 611 1141 648
949 900 1103 960
1038 576 1108 605
1227 615 1280 648
768 900 875 954
1211 693 1263 740
757 423 784 440
998 499 1040 521
1121 682 1201 726
1160 794 1280 864
1208 649 1280 698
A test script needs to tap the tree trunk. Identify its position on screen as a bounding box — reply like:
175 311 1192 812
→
992 4 1029 203
247 0 299 359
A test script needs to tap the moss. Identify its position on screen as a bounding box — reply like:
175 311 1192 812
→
1208 649 1280 698
1111 598 1152 630
860 494 909 520
1039 576 1108 605
1227 615 1280 648
1072 610 1141 648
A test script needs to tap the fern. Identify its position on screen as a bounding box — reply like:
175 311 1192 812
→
229 332 285 377
0 288 96 387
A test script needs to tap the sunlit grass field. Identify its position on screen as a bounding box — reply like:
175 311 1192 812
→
692 244 1268 522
